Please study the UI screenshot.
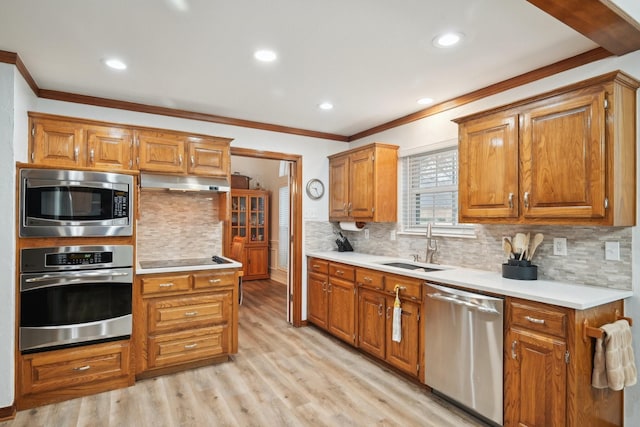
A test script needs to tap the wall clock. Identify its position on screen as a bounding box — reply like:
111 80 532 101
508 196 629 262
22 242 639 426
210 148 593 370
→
306 178 325 200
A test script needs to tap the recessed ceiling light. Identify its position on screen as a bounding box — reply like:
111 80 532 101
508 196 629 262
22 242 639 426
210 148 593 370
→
318 102 334 110
417 97 434 105
254 49 277 62
104 58 127 70
433 32 463 48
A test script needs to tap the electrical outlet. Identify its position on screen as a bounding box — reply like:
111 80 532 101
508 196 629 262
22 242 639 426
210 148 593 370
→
390 230 396 241
605 241 620 261
553 238 568 256
364 229 370 240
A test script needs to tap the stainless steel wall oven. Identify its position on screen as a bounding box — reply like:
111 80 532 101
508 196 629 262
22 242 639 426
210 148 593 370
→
20 168 134 237
19 245 133 353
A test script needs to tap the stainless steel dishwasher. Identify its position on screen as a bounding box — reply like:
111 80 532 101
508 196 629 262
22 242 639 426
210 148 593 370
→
424 283 504 425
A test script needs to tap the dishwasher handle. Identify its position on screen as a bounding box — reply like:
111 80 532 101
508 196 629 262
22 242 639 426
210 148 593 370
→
427 284 501 315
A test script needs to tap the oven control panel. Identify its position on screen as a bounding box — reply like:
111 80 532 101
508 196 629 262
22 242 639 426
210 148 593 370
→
46 251 113 266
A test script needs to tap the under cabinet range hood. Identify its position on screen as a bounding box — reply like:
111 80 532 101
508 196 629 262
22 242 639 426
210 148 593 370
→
140 173 230 192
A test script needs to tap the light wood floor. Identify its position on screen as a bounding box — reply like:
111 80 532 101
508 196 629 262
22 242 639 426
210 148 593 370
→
2 279 487 427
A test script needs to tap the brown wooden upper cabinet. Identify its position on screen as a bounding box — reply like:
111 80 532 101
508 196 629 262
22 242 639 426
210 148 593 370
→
137 130 231 177
328 143 398 222
455 71 638 226
29 113 134 171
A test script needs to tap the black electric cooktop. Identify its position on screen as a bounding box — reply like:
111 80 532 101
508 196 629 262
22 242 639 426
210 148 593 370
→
139 255 232 269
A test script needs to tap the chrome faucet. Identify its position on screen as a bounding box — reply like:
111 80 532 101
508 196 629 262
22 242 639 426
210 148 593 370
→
425 223 438 264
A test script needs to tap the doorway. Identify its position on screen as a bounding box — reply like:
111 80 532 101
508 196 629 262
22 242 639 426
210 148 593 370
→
228 147 302 326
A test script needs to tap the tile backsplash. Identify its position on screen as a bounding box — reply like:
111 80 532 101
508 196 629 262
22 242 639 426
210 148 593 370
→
137 190 223 261
305 221 632 291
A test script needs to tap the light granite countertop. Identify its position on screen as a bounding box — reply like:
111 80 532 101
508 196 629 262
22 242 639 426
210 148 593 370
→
306 251 632 310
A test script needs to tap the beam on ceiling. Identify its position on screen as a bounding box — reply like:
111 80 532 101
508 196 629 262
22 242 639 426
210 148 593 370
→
526 0 640 55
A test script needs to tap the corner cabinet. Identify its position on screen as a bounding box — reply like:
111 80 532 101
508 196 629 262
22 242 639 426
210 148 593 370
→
29 113 135 171
456 71 639 226
328 143 398 222
229 189 270 280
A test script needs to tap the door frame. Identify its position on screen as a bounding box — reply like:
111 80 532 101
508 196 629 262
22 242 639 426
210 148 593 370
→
230 147 303 327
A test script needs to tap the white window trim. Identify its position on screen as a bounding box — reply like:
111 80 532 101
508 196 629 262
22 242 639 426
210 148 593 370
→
400 141 476 238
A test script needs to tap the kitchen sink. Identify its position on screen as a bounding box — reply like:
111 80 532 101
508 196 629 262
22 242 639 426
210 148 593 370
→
381 262 442 272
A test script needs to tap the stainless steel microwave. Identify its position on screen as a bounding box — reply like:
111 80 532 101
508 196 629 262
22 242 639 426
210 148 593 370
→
20 168 134 237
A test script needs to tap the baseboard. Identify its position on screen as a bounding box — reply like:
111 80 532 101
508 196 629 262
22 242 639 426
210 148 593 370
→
0 404 16 422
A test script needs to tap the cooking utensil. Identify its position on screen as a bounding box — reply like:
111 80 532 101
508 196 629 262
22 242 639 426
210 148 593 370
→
502 237 513 261
527 233 544 261
519 232 530 261
513 233 526 259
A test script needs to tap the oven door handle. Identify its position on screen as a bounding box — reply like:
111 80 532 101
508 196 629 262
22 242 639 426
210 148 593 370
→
21 269 132 291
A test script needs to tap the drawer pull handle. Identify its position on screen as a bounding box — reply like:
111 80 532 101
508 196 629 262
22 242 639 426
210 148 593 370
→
73 365 91 372
511 341 517 359
209 278 221 283
159 283 174 288
336 270 344 275
184 343 198 349
378 304 383 317
184 311 198 317
363 276 372 282
525 315 545 324
312 264 320 269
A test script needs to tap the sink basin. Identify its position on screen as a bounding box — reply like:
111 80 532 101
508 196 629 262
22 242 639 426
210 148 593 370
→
381 262 442 272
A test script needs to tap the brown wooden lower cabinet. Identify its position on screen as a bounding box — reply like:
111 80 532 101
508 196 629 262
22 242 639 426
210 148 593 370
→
17 340 133 410
135 268 238 378
306 259 357 345
307 258 421 379
504 297 624 426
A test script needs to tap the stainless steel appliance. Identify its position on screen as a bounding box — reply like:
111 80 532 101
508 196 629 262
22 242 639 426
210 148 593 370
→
424 283 504 425
20 168 134 237
19 245 133 353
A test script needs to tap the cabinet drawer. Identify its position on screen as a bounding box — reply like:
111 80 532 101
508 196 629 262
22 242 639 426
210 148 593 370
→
193 270 236 289
385 274 423 300
356 268 384 291
330 263 355 281
509 300 567 338
148 293 231 334
147 325 228 369
20 341 130 395
308 258 329 274
141 275 190 295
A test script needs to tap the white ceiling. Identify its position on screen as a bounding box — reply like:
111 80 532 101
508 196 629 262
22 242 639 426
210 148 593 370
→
0 0 599 137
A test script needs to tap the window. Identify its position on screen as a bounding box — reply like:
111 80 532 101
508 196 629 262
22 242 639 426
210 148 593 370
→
402 146 473 236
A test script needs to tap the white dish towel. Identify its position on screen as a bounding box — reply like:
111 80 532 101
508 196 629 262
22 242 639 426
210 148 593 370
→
592 319 637 390
392 286 402 343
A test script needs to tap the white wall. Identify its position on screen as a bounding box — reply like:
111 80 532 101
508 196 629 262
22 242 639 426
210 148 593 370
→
351 50 640 425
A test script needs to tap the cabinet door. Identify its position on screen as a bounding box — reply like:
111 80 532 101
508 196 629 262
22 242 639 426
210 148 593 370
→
187 140 229 177
504 328 567 427
86 125 133 170
329 154 350 220
31 119 85 167
327 277 356 345
307 272 328 329
521 89 606 220
137 131 186 173
349 148 375 220
458 112 519 220
357 288 386 359
245 246 269 280
385 298 420 376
